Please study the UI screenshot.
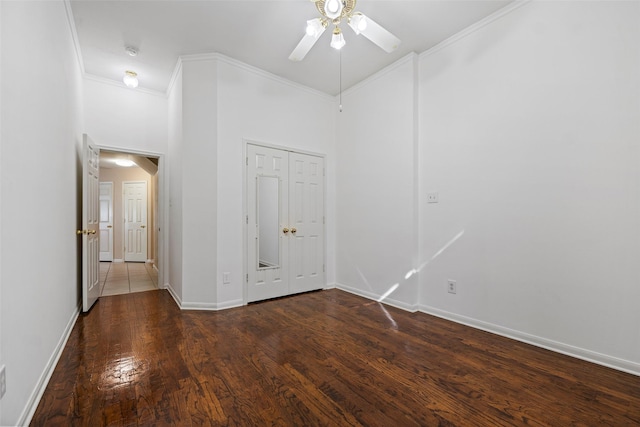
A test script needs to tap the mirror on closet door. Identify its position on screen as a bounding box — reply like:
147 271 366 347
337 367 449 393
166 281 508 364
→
257 175 280 269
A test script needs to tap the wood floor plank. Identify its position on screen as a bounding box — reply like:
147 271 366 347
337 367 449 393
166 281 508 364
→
30 289 640 426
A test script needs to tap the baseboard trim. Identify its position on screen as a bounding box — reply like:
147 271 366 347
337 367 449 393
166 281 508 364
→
145 259 155 264
419 304 640 377
163 284 243 311
113 259 124 263
164 283 182 308
336 282 418 313
19 303 81 426
331 285 639 376
181 299 244 311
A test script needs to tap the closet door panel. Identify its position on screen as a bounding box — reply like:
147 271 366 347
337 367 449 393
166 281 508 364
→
288 152 325 294
247 144 290 302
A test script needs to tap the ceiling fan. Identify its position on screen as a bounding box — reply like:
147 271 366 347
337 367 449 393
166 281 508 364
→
289 0 401 61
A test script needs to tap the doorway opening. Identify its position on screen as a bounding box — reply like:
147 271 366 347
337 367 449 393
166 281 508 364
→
98 148 164 296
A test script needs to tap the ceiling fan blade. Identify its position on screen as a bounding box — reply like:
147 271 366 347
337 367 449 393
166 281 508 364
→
289 26 327 61
355 13 400 53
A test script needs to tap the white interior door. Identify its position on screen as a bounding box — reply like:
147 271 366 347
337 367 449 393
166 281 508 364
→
80 134 100 312
288 152 325 294
247 144 325 303
99 182 113 261
123 181 148 262
247 144 289 302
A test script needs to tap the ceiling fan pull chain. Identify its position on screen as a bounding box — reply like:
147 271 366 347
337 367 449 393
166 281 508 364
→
339 48 343 113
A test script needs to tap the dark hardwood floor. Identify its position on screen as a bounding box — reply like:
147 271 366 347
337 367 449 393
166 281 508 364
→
32 289 640 426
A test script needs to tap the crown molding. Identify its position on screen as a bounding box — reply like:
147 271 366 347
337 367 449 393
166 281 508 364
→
166 55 184 97
83 73 167 98
420 0 531 60
63 0 85 74
167 52 335 102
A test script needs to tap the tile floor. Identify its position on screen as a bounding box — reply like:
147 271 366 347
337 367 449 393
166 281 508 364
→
99 262 158 296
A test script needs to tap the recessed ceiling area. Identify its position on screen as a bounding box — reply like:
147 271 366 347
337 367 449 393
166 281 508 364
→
70 0 513 95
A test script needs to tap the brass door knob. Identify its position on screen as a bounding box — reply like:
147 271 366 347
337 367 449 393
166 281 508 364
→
283 228 289 234
291 227 297 234
107 225 113 228
77 229 96 235
141 225 146 228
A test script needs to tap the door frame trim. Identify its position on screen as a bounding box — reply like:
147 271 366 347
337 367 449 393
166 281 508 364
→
243 138 327 305
98 145 166 290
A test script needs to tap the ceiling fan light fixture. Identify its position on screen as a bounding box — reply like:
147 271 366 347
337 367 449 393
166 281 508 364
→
289 0 399 62
306 18 326 38
123 70 138 88
324 0 344 20
348 13 367 35
330 27 345 50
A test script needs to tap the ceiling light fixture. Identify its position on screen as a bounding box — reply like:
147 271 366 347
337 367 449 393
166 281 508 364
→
115 159 135 167
306 18 327 38
323 0 344 20
289 0 400 62
123 70 138 88
330 27 345 50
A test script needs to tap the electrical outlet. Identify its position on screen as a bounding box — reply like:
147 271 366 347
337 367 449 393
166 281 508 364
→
447 280 457 294
223 272 231 285
0 365 6 399
427 192 439 203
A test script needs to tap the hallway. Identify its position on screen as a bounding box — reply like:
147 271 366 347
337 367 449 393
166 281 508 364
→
99 262 158 296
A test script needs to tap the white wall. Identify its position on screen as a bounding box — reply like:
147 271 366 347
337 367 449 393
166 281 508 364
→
0 2 4 422
167 67 184 302
419 1 640 372
335 55 419 310
0 1 84 424
165 55 335 309
180 58 218 306
83 78 168 153
84 75 168 286
216 56 336 307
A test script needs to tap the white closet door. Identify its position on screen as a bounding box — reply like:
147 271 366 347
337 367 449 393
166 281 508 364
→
247 144 289 302
123 181 148 262
288 152 325 294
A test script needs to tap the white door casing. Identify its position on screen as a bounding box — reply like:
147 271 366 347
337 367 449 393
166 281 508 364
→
246 143 325 303
123 181 148 262
99 182 114 261
81 134 100 312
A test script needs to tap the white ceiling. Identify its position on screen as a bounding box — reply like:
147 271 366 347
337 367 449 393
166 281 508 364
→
70 0 513 96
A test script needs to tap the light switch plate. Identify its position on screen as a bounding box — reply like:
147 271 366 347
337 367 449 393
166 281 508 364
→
427 193 439 203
